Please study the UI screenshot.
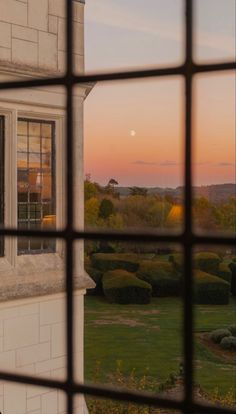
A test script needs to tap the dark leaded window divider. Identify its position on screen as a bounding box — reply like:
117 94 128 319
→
0 1 235 414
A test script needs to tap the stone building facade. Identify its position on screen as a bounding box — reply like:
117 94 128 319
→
0 1 93 413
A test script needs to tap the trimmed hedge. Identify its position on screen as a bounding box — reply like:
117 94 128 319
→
85 267 104 296
229 262 236 296
194 270 230 305
137 260 182 297
220 336 236 351
210 329 231 344
91 253 139 273
228 324 236 337
169 253 183 273
103 270 152 304
194 252 221 274
216 262 232 283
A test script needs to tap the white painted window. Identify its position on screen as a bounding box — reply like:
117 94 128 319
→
17 118 56 255
0 107 65 269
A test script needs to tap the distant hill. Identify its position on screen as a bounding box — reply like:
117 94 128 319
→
116 183 236 203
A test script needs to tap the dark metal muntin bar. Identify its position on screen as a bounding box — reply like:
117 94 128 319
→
65 0 75 413
0 61 235 92
183 0 194 412
0 369 234 414
0 0 234 412
0 227 235 246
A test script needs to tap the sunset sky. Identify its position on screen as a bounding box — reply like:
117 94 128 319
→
84 0 235 188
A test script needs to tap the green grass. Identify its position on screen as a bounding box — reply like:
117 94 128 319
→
85 296 236 396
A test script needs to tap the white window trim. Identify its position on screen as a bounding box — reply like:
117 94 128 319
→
0 106 66 272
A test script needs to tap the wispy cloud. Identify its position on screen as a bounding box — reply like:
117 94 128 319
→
132 160 179 166
160 160 179 166
132 160 159 166
216 162 234 167
86 0 235 55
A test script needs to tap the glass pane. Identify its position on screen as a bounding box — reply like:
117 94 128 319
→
29 121 40 136
42 138 51 153
194 0 236 63
0 384 66 414
84 78 184 233
18 135 27 152
18 191 28 203
193 72 236 236
42 123 52 138
29 153 40 169
29 190 41 203
18 204 28 220
194 246 236 410
29 136 40 153
42 153 51 168
17 120 27 135
85 240 184 398
17 119 56 255
17 152 27 169
85 0 184 73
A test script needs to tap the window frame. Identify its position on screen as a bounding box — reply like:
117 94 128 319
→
0 1 235 414
17 117 56 255
0 107 66 268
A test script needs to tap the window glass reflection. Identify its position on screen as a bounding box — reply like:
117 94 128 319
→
17 119 56 254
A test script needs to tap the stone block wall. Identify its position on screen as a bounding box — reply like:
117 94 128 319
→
0 291 84 414
0 0 84 73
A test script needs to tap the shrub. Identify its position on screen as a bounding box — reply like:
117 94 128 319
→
99 198 114 219
85 267 104 296
220 336 236 351
137 260 182 297
216 262 232 283
91 253 140 273
229 262 236 295
194 270 230 305
169 253 183 272
103 270 152 304
210 329 231 344
194 252 221 274
228 324 236 337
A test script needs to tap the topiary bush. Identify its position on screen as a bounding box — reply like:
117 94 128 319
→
228 324 236 337
103 270 152 304
194 252 221 274
85 267 104 296
220 336 236 351
137 260 182 297
91 253 140 273
194 270 230 305
229 262 236 296
169 253 183 273
216 262 232 283
210 329 231 344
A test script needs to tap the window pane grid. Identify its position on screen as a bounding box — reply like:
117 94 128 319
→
17 118 56 255
0 0 235 414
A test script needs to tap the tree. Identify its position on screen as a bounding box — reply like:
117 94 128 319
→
99 198 115 219
193 196 218 230
108 178 118 187
104 178 119 198
84 180 99 201
85 197 100 227
129 186 148 197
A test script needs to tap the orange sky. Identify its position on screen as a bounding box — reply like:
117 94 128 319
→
84 0 235 187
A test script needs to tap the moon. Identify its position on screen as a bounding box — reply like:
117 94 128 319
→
130 130 136 137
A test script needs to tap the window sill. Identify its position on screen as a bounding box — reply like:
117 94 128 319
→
0 266 95 303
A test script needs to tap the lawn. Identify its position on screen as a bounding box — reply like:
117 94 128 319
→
84 296 236 396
